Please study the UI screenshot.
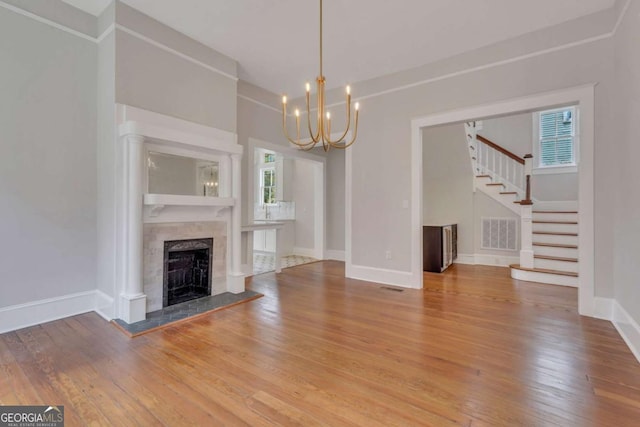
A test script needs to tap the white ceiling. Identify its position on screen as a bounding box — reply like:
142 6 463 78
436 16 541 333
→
64 0 616 97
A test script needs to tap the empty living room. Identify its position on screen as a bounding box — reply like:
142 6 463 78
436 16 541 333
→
1 0 640 425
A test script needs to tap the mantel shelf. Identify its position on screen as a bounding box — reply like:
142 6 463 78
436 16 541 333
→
143 194 235 208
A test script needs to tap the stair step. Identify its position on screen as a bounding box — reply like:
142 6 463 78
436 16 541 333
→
510 264 578 277
533 231 578 236
486 183 504 187
535 255 578 262
533 220 578 224
533 211 578 214
533 242 578 249
476 175 491 178
532 232 578 245
500 191 517 195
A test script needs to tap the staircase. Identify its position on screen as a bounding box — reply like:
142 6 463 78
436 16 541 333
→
464 122 579 287
510 205 579 287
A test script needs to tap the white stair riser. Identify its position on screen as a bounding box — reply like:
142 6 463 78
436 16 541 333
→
474 178 520 214
511 268 578 287
533 245 578 258
532 212 578 222
534 258 579 273
532 233 578 245
533 222 579 234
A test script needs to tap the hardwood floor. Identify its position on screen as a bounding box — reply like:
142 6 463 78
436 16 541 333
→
2 261 639 426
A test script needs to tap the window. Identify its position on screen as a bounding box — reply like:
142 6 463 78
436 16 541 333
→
534 107 577 170
264 153 275 163
260 167 276 205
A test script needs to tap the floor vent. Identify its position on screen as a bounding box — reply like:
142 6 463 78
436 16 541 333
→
482 217 517 251
381 286 404 292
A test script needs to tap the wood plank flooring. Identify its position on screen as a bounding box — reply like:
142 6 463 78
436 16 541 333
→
1 261 639 426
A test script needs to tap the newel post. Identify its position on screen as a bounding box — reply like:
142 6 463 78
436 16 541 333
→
520 154 534 268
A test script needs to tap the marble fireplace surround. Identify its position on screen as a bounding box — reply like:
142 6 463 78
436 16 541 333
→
144 222 227 312
117 105 244 323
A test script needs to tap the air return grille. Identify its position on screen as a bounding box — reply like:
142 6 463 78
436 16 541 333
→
481 217 517 251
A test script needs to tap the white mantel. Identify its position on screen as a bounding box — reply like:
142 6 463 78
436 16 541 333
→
115 105 244 323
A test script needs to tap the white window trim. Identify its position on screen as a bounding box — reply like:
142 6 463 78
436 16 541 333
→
532 106 579 175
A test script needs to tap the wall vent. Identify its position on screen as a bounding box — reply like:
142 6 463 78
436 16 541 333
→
481 217 517 251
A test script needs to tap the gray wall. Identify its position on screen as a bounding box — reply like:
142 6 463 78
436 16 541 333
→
346 17 615 298
292 160 316 250
114 2 238 132
481 113 578 201
96 23 116 301
0 5 97 307
612 0 640 326
326 148 346 252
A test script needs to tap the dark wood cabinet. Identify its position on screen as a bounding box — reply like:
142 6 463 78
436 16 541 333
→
423 224 457 273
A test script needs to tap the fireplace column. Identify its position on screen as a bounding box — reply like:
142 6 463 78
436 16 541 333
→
120 134 146 322
228 153 245 293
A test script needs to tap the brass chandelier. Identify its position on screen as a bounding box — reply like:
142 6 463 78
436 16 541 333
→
281 0 359 151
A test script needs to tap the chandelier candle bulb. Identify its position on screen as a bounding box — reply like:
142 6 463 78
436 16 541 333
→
280 0 360 151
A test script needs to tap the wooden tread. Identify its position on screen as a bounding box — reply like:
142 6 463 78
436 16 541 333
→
534 255 578 262
533 242 578 249
476 174 490 178
533 211 578 214
532 231 578 236
533 220 578 224
510 264 578 277
500 191 517 195
486 183 504 187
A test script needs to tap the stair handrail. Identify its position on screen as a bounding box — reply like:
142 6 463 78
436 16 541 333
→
465 125 533 202
475 135 524 165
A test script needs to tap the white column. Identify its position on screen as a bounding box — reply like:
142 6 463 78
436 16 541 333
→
120 134 146 323
227 153 245 293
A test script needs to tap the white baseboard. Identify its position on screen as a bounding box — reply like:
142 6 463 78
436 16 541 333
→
0 290 99 334
613 301 640 364
293 247 316 258
454 253 519 267
326 250 345 261
95 290 115 321
592 297 614 321
347 264 419 289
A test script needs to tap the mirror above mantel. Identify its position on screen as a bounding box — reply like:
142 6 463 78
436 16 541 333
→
148 151 220 198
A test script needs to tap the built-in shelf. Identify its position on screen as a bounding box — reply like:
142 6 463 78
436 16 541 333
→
144 194 235 217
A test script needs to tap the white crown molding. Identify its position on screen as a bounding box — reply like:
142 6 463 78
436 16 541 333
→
0 0 97 42
612 0 632 35
96 22 114 43
115 24 238 82
237 94 281 114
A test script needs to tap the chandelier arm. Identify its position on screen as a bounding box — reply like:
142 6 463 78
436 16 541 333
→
282 103 317 147
329 111 359 149
306 90 321 144
325 99 352 145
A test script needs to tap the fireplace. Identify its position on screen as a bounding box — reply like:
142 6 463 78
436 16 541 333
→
163 238 213 307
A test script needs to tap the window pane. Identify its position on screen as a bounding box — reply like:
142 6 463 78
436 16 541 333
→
539 108 575 167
